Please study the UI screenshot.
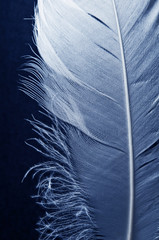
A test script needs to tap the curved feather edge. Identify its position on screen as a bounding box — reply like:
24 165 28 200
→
20 87 102 240
19 1 123 238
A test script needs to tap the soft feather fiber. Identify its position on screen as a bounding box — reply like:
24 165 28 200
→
22 0 159 239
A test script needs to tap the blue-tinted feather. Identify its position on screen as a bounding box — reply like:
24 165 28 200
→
22 0 159 239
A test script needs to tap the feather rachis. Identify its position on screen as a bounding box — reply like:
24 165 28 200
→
112 1 134 239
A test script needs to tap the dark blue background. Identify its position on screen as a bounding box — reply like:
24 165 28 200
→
1 1 45 239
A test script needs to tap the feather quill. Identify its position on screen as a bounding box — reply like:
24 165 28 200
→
22 0 159 239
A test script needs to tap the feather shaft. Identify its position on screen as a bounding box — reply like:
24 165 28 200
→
112 1 134 239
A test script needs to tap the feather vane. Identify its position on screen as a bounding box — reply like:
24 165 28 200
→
22 0 159 239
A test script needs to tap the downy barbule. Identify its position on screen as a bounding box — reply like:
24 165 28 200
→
21 0 159 239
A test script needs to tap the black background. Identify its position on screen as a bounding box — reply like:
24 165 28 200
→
1 1 45 239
